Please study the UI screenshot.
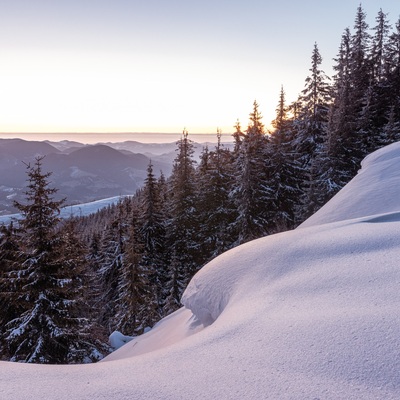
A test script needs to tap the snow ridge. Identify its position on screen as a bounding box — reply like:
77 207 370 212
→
301 141 400 227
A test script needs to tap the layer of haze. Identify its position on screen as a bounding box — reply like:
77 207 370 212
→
0 0 398 141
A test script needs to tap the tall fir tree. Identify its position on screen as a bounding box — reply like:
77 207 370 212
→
290 43 332 219
350 4 373 160
164 129 199 314
371 9 391 83
196 129 236 260
0 222 21 346
382 16 400 143
97 200 128 334
139 161 168 321
325 27 356 195
231 101 274 243
270 87 304 230
113 203 152 335
2 157 107 363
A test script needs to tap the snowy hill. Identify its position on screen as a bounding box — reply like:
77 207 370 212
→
300 142 400 227
2 142 400 399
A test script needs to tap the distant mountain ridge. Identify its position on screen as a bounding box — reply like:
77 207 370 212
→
0 139 174 215
0 137 234 215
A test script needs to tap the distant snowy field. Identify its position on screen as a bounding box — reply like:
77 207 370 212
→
0 196 126 225
2 142 400 399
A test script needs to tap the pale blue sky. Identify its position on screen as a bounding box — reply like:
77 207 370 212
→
0 0 398 138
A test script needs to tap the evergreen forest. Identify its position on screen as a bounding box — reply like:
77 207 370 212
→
1 6 400 363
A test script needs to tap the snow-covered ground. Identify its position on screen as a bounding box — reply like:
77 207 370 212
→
0 195 127 225
2 142 400 399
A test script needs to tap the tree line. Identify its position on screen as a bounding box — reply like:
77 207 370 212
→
1 5 400 364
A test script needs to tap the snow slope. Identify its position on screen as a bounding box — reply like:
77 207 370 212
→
301 141 400 227
1 142 400 399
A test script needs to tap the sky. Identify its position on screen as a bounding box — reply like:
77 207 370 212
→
0 0 399 142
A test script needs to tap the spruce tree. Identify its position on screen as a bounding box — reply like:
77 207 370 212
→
270 87 304 230
3 157 107 363
196 129 236 260
371 9 391 83
0 222 21 349
350 4 373 160
113 204 150 335
97 200 128 333
164 129 199 314
294 43 331 175
138 161 167 322
231 101 273 243
58 218 110 361
382 16 400 143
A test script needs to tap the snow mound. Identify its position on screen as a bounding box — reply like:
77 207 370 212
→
301 141 400 227
109 331 134 350
181 245 249 327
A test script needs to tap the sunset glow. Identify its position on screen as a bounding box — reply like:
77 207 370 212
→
0 0 398 140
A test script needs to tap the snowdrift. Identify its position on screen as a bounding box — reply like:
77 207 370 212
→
2 142 400 399
301 141 400 227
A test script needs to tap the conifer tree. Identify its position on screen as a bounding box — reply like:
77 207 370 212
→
270 87 304 230
371 9 391 83
113 204 151 335
0 222 21 345
85 232 105 324
350 4 373 159
231 101 273 243
196 129 236 259
291 43 332 218
97 200 128 333
164 129 199 314
326 27 356 194
139 161 167 321
58 218 110 360
295 43 331 165
2 157 107 363
382 16 400 143
232 119 244 155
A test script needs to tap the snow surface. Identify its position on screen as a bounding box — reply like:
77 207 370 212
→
109 331 134 350
300 141 400 227
0 195 127 225
2 142 400 399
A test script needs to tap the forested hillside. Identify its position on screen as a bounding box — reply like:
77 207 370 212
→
1 5 400 363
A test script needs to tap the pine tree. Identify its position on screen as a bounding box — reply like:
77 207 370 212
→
2 157 107 363
294 43 331 166
85 232 104 320
291 43 332 219
359 9 393 152
232 119 245 155
58 218 110 361
113 204 150 335
270 87 304 230
272 85 290 132
0 222 21 348
371 9 391 83
350 4 373 159
382 16 400 142
231 101 274 243
326 27 356 193
97 200 128 333
138 161 167 322
164 129 199 314
196 129 236 260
